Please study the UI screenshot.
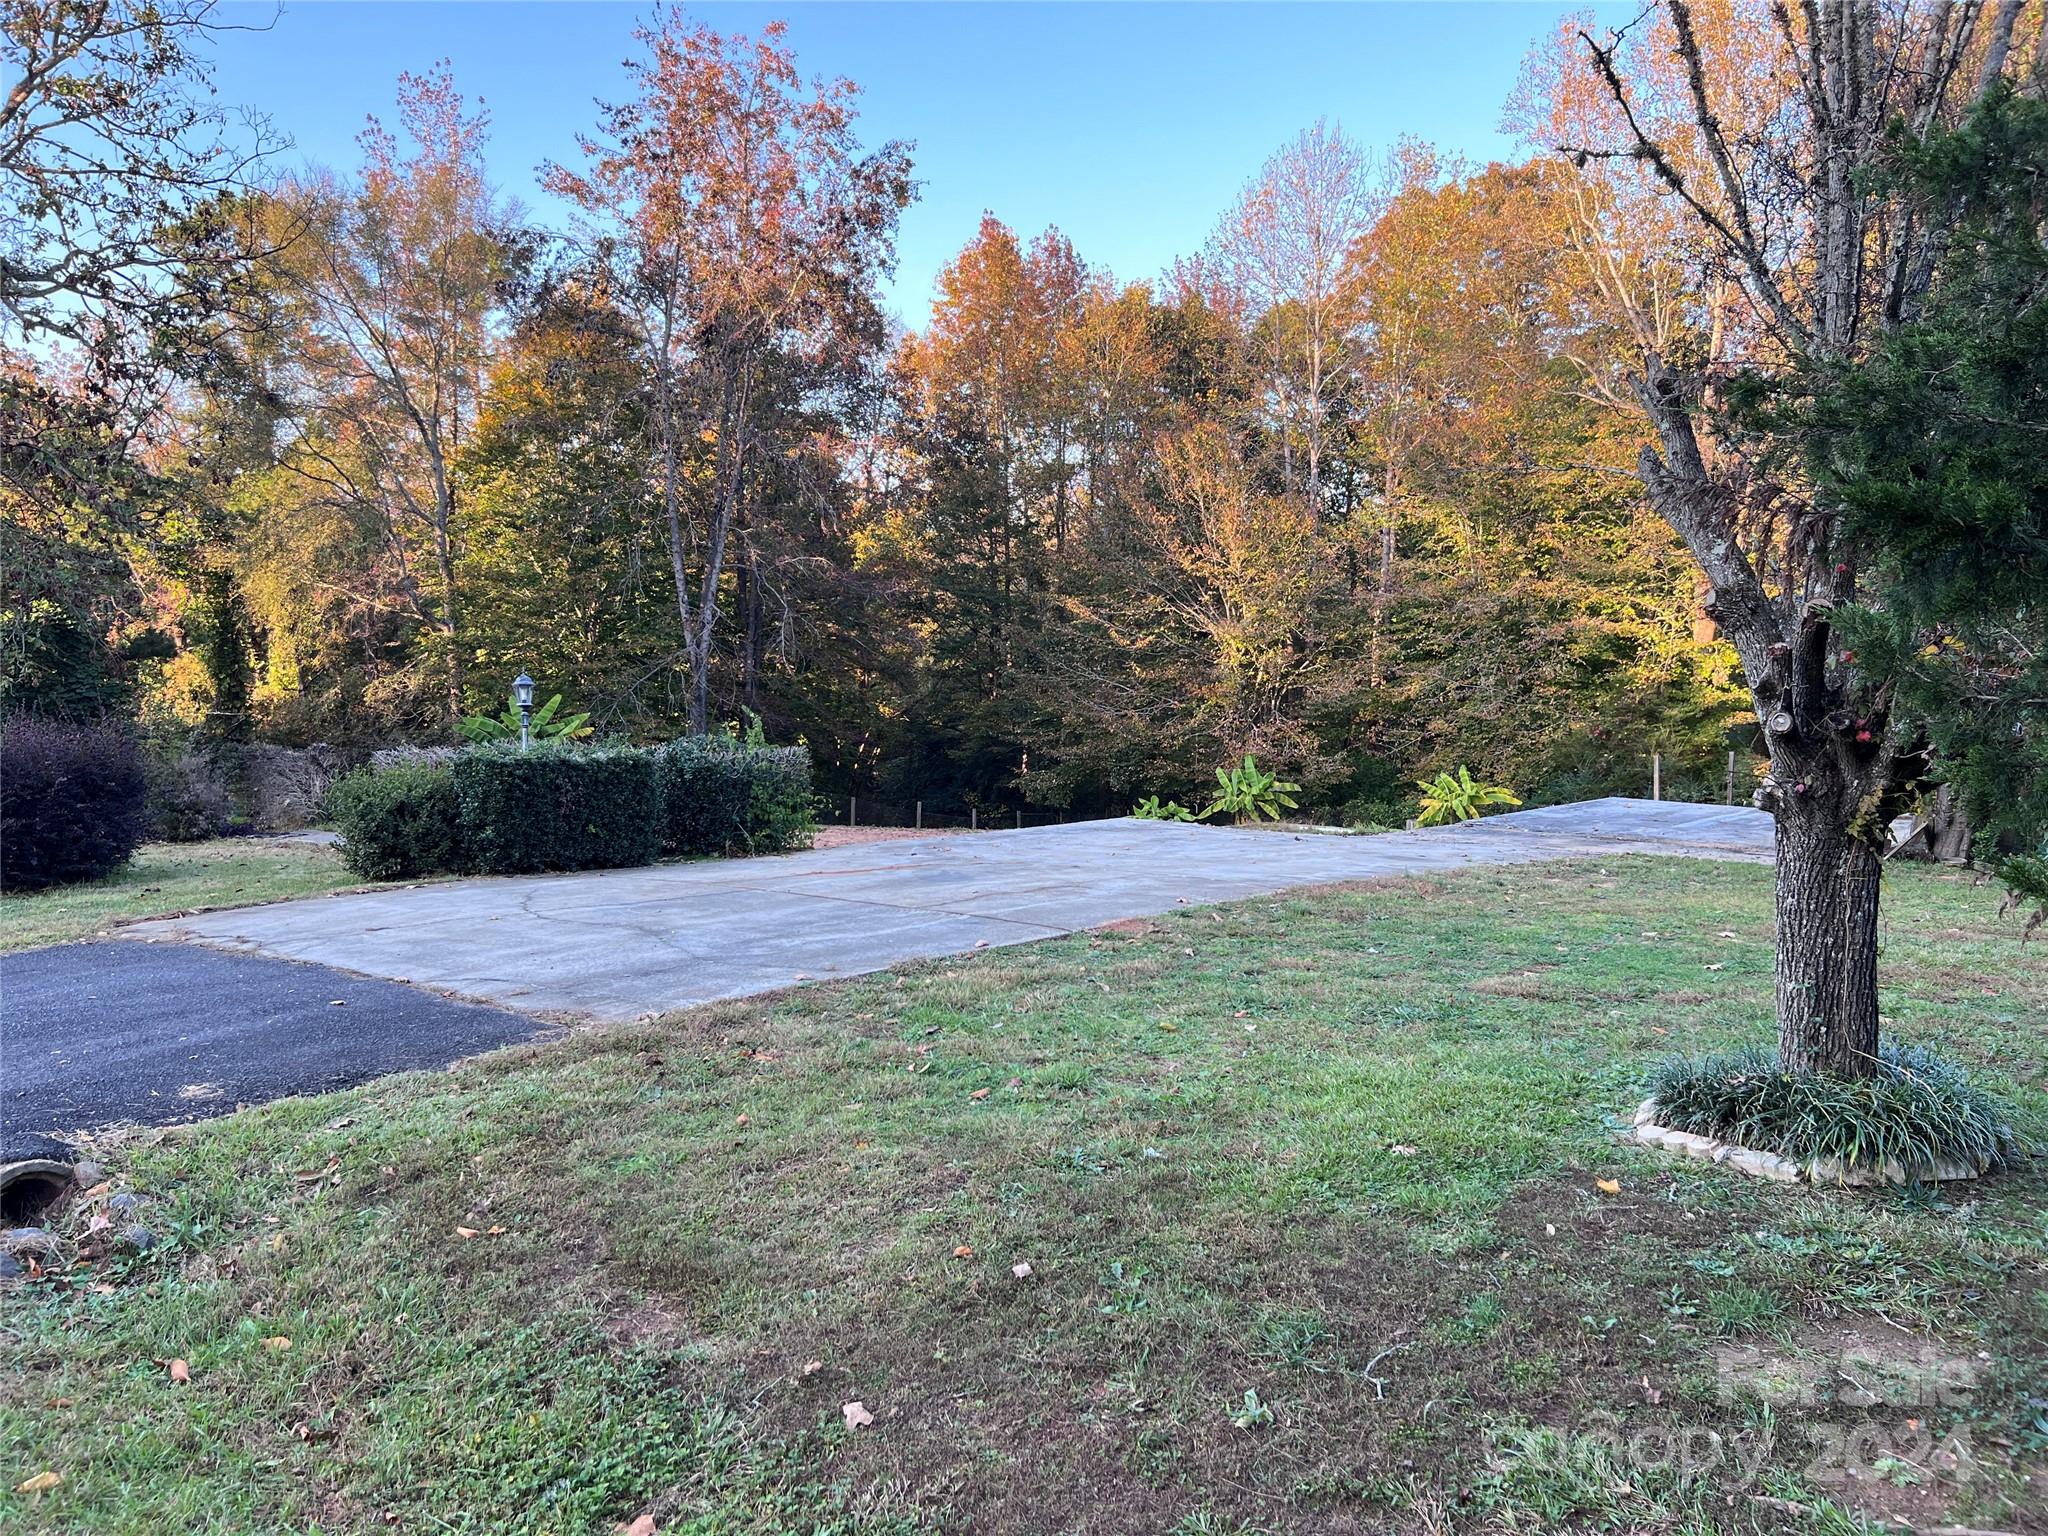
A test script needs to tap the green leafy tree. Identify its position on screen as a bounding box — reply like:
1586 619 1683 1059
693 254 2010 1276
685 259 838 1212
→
1796 83 2048 933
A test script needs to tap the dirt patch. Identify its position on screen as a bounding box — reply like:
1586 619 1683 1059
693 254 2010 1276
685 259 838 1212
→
1473 964 1558 998
1093 917 1167 938
810 825 967 851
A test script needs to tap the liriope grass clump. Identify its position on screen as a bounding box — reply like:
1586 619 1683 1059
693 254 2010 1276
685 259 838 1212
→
1649 1042 2022 1174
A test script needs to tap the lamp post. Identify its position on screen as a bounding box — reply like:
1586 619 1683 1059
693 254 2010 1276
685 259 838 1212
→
513 673 536 751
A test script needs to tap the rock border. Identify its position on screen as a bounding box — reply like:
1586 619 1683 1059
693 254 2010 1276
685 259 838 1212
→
1628 1099 1983 1187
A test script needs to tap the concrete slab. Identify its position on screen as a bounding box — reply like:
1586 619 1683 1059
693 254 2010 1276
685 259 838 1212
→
124 798 1772 1023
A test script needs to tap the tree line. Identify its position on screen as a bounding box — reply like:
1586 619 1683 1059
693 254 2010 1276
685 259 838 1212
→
4 4 2041 874
4 1 1762 822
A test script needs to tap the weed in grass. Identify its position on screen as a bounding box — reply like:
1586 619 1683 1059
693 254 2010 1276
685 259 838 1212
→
1251 1310 1332 1370
1444 1291 1506 1342
1705 1283 1786 1336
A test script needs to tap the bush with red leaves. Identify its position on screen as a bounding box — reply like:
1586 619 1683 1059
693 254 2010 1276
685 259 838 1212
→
1 717 149 891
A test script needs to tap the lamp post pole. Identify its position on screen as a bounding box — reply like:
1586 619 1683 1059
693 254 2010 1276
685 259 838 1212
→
513 673 536 752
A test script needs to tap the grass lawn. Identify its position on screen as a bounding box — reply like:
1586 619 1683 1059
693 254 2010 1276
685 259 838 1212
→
0 840 375 953
4 858 2043 1534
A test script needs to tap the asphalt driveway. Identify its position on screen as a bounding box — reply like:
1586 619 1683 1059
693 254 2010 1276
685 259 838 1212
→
1 941 542 1139
124 797 1771 1022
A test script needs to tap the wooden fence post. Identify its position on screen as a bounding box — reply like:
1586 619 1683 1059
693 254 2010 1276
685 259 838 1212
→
1652 753 1661 801
1726 750 1736 806
915 800 922 830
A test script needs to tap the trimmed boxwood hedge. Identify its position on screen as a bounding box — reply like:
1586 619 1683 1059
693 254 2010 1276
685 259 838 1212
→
452 742 663 875
654 735 814 856
0 717 150 891
326 762 465 881
323 737 812 880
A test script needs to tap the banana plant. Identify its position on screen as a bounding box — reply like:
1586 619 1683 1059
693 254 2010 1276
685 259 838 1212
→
1201 755 1300 824
1415 766 1520 826
1132 794 1196 822
457 692 592 745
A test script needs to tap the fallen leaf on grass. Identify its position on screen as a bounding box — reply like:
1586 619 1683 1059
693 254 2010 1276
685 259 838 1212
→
1388 1144 1419 1157
455 1226 481 1240
1595 1178 1622 1196
734 1114 749 1127
802 1360 823 1376
165 1358 191 1384
1012 1261 1033 1280
622 1516 659 1536
953 1244 974 1258
261 1336 292 1352
14 1471 61 1496
969 1088 990 1101
842 1401 874 1430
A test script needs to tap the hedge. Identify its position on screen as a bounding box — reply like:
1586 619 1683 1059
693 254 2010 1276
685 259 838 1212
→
0 717 151 891
654 735 814 856
326 762 465 881
452 742 663 875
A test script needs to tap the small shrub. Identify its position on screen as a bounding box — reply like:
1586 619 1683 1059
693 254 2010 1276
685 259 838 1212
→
326 762 465 881
1649 1041 2021 1174
1132 795 1196 822
654 735 813 856
143 738 234 841
0 717 150 891
454 742 662 875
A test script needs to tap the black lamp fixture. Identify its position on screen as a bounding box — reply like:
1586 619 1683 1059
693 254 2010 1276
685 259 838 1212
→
513 672 536 750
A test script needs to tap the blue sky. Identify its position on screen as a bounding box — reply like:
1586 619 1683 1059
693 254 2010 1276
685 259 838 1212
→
212 2 1618 325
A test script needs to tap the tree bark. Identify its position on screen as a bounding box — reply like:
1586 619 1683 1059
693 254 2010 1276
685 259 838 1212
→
1773 797 1882 1076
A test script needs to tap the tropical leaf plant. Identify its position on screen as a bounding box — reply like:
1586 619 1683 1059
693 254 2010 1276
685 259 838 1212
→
1132 795 1196 822
456 692 592 745
1415 767 1520 827
1202 755 1300 824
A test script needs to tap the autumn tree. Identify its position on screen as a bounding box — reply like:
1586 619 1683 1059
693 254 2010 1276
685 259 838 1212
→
1208 119 1378 514
1 0 277 718
1542 0 2044 1076
549 9 911 733
276 64 523 720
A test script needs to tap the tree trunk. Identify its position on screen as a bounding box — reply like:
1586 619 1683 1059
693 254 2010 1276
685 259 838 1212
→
1772 795 1882 1076
431 486 464 721
739 551 763 710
